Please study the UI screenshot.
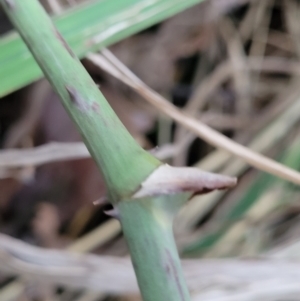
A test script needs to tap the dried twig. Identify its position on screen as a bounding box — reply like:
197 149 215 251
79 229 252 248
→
0 142 181 171
0 142 90 168
220 18 251 115
173 60 231 166
177 88 300 231
203 0 255 22
0 111 247 172
45 0 63 14
87 50 300 186
284 0 300 56
0 218 121 301
0 233 300 301
4 80 49 148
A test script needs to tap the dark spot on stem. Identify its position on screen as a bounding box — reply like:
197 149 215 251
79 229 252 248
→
54 28 76 58
65 86 89 112
3 0 15 10
165 249 186 301
91 102 100 113
65 86 101 114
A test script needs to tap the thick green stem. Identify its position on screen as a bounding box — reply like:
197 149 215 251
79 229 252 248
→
1 1 195 300
1 0 160 203
1 0 238 299
118 194 191 301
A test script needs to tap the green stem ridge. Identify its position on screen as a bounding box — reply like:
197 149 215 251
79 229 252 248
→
1 1 236 301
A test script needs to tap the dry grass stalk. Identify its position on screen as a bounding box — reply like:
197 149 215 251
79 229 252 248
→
0 233 300 301
87 50 300 186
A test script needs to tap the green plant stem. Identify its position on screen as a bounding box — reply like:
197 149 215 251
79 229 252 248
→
1 0 160 202
1 1 194 300
119 194 191 301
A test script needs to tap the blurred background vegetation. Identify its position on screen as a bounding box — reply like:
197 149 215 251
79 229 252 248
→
1 0 300 300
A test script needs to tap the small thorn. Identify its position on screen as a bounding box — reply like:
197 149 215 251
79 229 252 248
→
65 86 89 112
93 196 108 206
103 207 120 219
133 164 237 198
